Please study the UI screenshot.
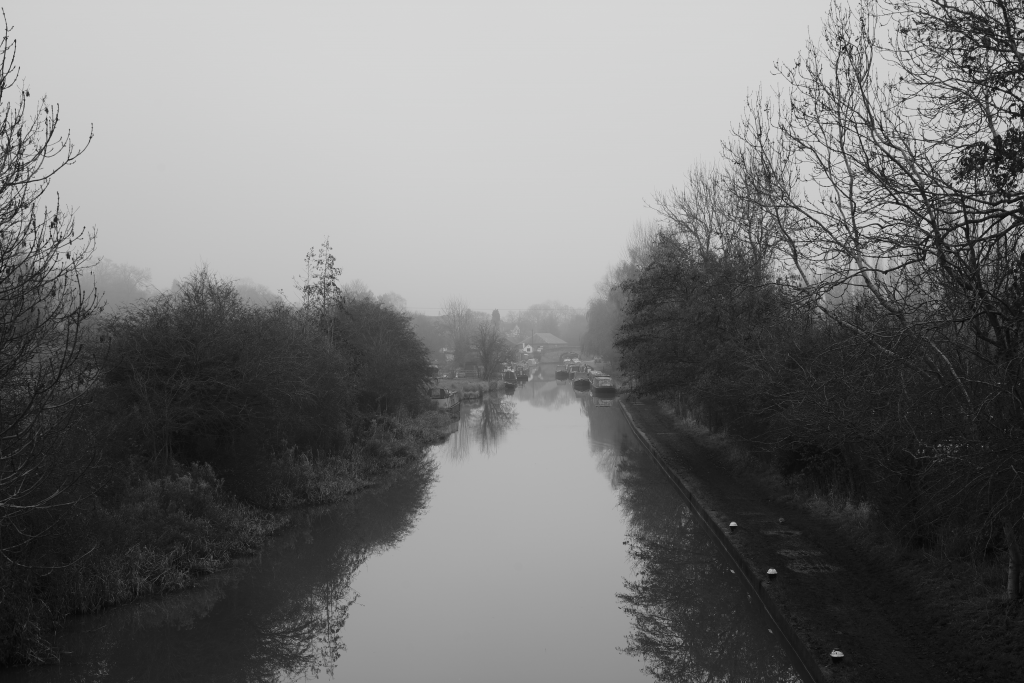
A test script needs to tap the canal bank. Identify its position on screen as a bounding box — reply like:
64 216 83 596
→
619 396 1001 683
5 381 805 683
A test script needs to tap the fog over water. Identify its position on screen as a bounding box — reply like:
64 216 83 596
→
2 0 827 311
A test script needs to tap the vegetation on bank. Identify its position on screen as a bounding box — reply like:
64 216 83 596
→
0 253 454 666
588 0 1024 618
0 18 451 661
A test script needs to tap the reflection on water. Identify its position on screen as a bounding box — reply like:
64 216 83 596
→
616 477 801 683
472 397 518 453
9 379 800 683
10 461 436 683
519 376 576 410
577 390 802 683
443 396 517 460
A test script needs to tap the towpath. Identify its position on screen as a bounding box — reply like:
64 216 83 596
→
620 397 994 683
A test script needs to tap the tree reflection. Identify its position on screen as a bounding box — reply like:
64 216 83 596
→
441 412 472 462
440 396 518 460
245 546 365 682
472 397 518 453
615 459 801 683
575 405 799 681
41 461 437 683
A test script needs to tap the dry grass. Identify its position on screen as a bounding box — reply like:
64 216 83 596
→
656 400 879 535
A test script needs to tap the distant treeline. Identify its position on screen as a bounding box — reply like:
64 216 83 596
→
0 16 446 661
590 0 1024 600
407 298 587 379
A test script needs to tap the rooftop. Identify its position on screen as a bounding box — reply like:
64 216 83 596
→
523 332 568 346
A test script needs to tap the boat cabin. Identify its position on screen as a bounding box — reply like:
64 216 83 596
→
428 386 460 410
591 374 616 394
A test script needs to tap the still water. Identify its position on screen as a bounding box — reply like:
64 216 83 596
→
7 378 802 683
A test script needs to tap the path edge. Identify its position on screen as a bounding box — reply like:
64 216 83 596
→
618 399 828 683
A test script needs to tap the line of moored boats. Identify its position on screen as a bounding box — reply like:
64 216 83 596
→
502 364 530 387
429 360 616 411
554 361 616 395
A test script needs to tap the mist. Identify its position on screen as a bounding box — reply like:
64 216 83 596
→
1 0 828 312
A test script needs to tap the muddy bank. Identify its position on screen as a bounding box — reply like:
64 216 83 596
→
619 397 1021 683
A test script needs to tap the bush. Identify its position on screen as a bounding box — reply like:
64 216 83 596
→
0 458 286 665
0 263 443 665
98 268 355 486
333 297 433 414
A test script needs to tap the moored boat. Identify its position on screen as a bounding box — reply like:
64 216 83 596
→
590 373 616 395
572 373 591 390
555 364 571 380
502 367 517 388
428 386 460 411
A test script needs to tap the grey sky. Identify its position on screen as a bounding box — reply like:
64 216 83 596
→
6 0 827 312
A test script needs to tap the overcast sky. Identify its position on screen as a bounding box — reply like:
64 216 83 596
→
5 0 828 313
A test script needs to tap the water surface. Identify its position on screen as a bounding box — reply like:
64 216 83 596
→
6 379 801 682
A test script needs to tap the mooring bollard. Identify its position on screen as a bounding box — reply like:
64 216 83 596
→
767 568 778 581
830 650 844 665
729 521 738 534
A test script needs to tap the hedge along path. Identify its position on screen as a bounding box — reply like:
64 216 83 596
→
618 397 972 683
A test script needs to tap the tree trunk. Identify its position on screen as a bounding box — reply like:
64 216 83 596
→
1006 519 1021 601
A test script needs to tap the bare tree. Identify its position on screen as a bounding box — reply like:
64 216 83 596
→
726 0 1024 599
0 15 98 558
472 321 514 381
296 238 343 343
92 260 154 310
439 296 473 366
653 164 736 261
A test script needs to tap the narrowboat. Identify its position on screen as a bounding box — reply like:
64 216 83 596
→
428 386 460 411
572 373 592 391
515 364 529 382
502 367 518 389
591 373 616 396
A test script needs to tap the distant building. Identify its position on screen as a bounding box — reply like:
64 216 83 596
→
518 332 569 359
521 332 568 347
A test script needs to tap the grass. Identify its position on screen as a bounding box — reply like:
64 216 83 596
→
656 400 878 535
653 398 1024 680
0 408 456 667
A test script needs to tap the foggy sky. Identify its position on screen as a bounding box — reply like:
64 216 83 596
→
4 0 827 313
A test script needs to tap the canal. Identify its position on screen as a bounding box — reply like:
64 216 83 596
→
7 379 802 682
